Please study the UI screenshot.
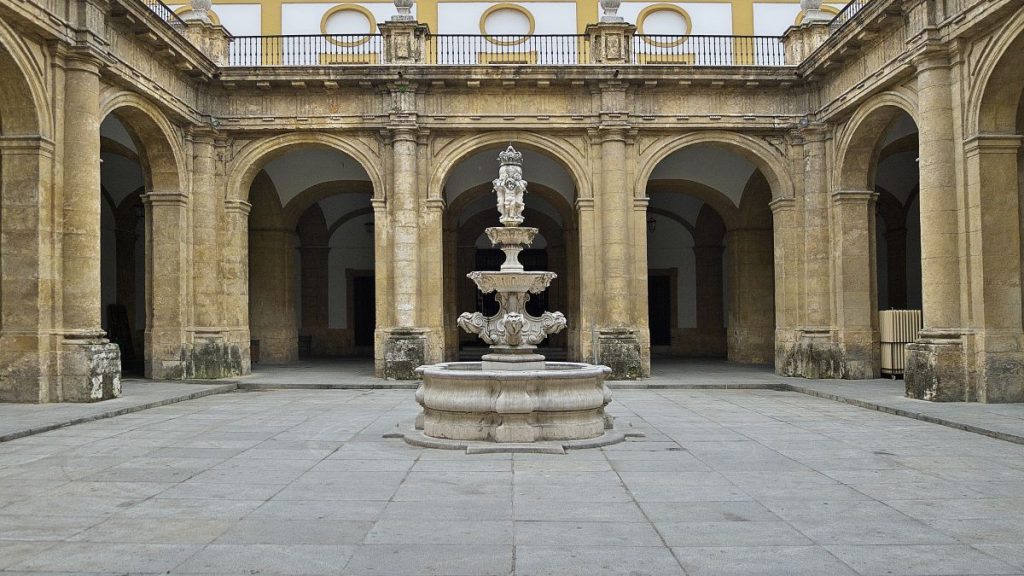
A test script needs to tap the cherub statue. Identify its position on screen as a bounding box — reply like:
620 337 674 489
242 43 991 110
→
493 145 527 227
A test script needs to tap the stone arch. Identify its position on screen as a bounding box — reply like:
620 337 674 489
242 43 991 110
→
226 132 384 204
99 93 185 195
635 131 795 201
0 19 50 136
968 8 1024 135
833 90 919 191
428 132 590 201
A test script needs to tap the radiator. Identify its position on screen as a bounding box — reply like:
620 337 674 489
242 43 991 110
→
879 309 922 377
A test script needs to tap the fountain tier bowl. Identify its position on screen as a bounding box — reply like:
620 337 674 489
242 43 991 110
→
409 362 627 450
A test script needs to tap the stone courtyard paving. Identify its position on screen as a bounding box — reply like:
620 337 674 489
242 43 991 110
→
1 388 1023 576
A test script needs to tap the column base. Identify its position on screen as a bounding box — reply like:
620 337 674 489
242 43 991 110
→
189 332 246 379
382 328 428 380
596 328 642 380
61 334 121 402
779 329 877 380
905 332 968 402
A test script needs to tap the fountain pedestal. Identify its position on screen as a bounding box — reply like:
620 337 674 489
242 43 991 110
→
405 146 637 453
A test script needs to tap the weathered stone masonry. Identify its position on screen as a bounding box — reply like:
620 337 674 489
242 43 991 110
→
0 0 1022 402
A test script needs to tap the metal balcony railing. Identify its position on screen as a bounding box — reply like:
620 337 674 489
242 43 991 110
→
141 0 186 33
225 33 789 67
633 35 786 66
228 35 385 66
427 34 588 65
828 0 870 34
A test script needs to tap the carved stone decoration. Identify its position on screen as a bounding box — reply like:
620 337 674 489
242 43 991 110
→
493 145 528 227
408 145 628 452
799 0 830 23
392 0 415 21
600 0 624 23
182 0 213 23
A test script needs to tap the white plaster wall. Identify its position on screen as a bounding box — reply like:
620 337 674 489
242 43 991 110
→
649 146 756 207
620 2 733 35
169 4 261 35
753 3 846 36
437 2 576 35
262 148 371 207
282 3 409 35
647 217 697 328
328 213 375 329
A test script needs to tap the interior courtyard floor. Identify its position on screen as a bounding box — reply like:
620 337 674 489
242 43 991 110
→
1 384 1024 575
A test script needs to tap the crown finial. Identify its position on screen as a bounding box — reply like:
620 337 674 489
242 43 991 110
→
497 145 523 166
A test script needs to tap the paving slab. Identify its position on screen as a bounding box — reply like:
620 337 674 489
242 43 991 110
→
0 384 1023 575
0 380 236 442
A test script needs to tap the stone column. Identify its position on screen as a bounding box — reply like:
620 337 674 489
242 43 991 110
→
905 54 968 401
371 197 391 376
595 118 641 379
727 229 775 364
222 199 251 373
962 135 1024 402
143 192 191 379
248 228 298 364
60 54 120 401
693 243 725 357
831 190 881 378
575 197 598 364
190 131 238 378
382 126 427 379
299 245 330 355
786 127 845 378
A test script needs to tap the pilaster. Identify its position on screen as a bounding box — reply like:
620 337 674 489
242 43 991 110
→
222 199 252 374
831 189 881 379
586 21 636 64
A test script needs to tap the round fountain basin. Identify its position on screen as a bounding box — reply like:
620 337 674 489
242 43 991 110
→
412 361 613 444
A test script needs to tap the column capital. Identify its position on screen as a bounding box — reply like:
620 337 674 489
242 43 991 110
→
142 192 189 207
769 197 796 214
830 189 878 204
425 197 446 212
963 133 1023 155
224 199 252 216
575 197 595 211
64 50 104 74
371 197 387 212
912 50 952 72
384 125 419 144
632 197 650 210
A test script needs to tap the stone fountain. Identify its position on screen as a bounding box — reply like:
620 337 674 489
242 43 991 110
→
404 146 636 454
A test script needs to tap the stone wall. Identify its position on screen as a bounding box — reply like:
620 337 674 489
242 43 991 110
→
0 0 1021 400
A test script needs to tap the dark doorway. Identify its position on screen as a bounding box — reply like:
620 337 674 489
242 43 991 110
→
352 275 375 347
649 275 672 346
